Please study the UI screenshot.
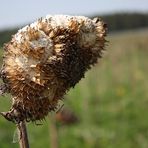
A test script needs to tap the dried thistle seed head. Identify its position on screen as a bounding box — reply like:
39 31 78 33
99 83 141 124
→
0 15 107 123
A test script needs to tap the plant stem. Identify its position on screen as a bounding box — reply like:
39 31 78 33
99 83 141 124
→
49 114 58 148
17 121 30 148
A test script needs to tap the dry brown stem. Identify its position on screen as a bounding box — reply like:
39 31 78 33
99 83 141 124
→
17 121 30 148
49 114 58 148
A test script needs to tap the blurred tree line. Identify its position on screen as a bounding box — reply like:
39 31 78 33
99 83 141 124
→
99 13 148 31
0 13 148 47
0 29 18 48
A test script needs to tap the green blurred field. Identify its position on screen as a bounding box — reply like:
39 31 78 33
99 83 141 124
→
0 29 148 148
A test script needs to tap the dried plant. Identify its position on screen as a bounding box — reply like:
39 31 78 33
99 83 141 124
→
0 15 107 123
56 107 79 125
0 16 107 148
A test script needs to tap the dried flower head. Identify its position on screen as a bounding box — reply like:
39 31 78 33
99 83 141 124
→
0 15 107 123
55 108 79 125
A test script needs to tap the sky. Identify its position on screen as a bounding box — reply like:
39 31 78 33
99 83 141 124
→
0 0 148 30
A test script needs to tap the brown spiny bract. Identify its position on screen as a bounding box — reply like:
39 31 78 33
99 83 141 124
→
0 15 107 123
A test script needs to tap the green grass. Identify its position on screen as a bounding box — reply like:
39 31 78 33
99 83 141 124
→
0 28 148 148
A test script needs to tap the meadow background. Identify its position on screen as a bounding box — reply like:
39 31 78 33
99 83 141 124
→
0 13 148 148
